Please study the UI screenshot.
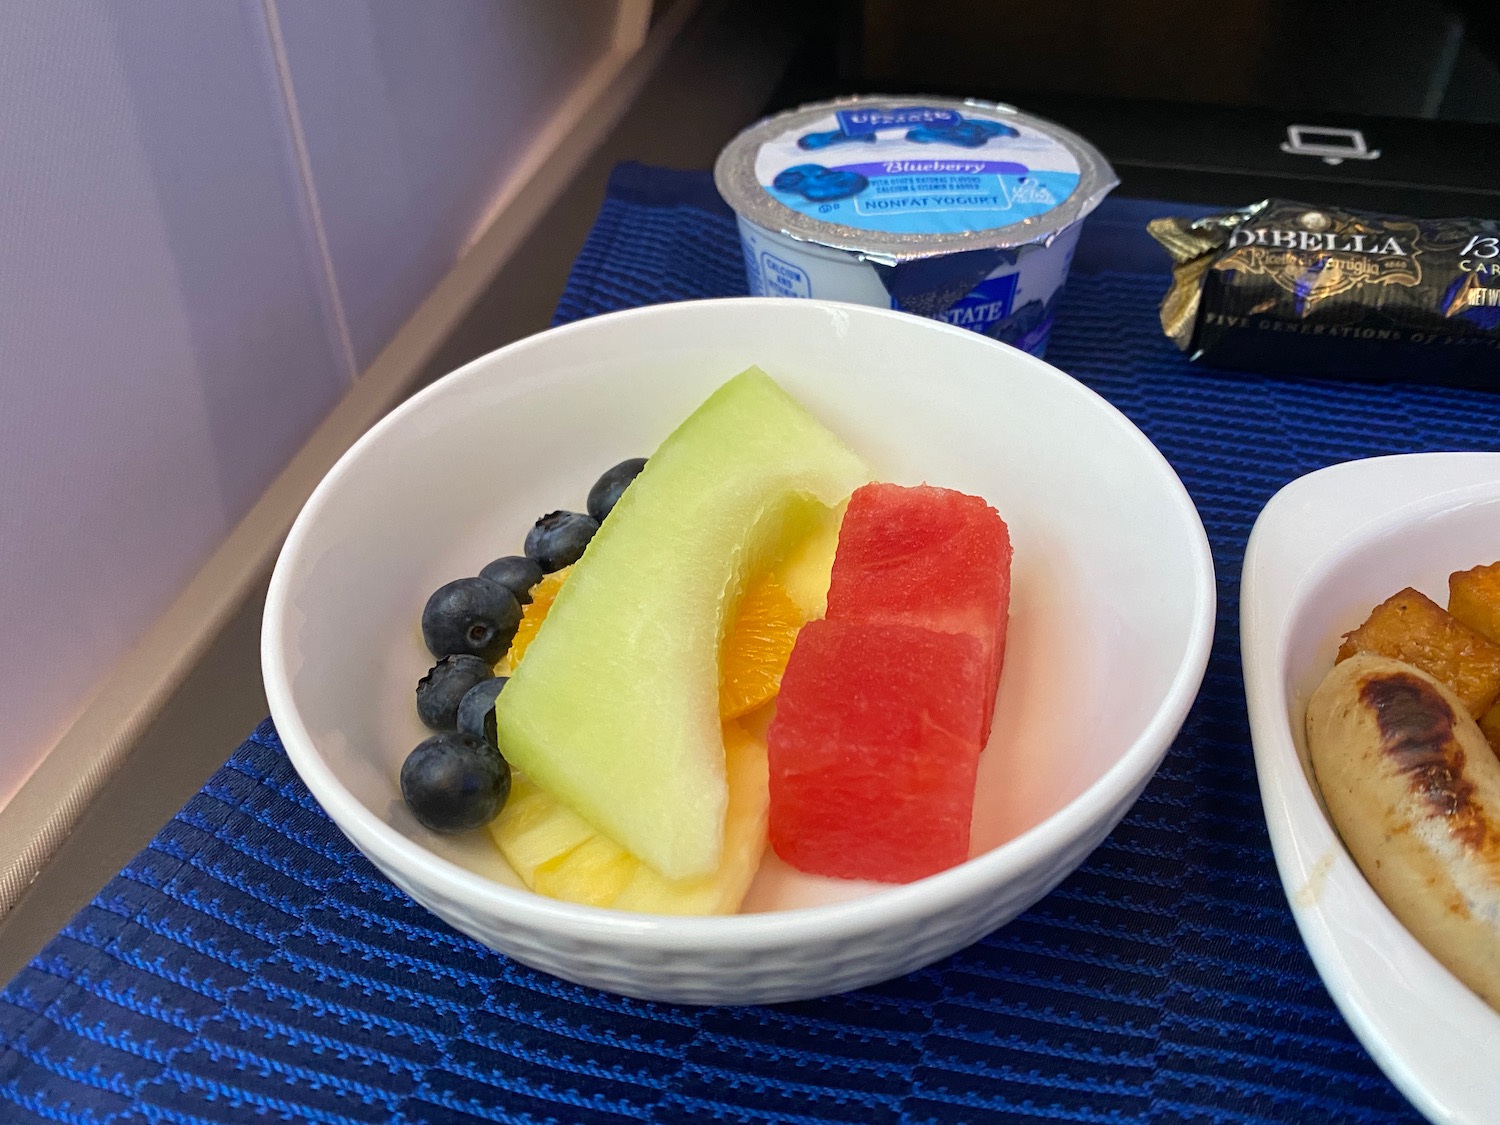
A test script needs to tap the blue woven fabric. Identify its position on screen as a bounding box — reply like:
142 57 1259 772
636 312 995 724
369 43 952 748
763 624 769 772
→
5 163 1497 1124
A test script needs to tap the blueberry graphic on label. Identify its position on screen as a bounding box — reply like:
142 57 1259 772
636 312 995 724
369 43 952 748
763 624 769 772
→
957 123 995 147
773 164 828 192
906 115 1019 147
772 165 868 203
905 125 952 145
969 117 1019 138
800 170 868 201
910 121 988 147
797 129 878 151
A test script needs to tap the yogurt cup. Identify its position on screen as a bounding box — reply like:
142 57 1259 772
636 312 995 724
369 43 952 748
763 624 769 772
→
714 96 1117 356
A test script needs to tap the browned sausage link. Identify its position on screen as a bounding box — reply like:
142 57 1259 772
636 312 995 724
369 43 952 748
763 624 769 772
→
1307 653 1500 1011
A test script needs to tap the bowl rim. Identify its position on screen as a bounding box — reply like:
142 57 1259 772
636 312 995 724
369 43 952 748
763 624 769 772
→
1241 452 1500 1125
262 296 1217 947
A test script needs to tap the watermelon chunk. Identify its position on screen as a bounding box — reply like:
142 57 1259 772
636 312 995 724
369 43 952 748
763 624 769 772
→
767 482 1012 883
767 620 986 883
824 483 1012 735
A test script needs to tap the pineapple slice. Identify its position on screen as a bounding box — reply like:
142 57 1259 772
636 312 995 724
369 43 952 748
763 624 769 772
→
491 774 596 884
533 834 637 907
488 721 769 914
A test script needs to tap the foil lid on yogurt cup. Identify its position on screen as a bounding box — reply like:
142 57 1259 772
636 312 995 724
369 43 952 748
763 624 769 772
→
714 95 1118 272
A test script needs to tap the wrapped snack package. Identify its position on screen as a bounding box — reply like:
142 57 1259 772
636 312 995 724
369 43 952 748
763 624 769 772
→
1149 199 1500 385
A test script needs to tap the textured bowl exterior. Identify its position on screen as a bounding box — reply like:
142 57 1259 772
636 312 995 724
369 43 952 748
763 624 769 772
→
353 777 1146 1005
264 298 1214 1006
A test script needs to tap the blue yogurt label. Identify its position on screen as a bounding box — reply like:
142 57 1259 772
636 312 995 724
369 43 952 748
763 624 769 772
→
755 105 1081 236
937 273 1018 332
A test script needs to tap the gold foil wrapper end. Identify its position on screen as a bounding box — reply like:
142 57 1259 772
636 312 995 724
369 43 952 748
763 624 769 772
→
1147 215 1231 351
1158 257 1211 350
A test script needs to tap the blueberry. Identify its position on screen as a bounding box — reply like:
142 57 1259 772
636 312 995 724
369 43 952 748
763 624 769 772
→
524 511 598 572
479 555 544 604
416 654 493 730
586 457 647 523
457 676 508 746
421 577 520 662
400 731 510 834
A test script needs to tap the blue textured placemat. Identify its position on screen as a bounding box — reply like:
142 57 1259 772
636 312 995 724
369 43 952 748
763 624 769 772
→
5 163 1498 1124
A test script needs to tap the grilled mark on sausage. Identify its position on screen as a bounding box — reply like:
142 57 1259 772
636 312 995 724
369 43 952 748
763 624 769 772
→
1361 671 1487 852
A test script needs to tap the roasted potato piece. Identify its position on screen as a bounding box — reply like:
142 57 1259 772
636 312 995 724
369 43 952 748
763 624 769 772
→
1449 561 1500 645
1481 702 1500 759
1335 587 1500 717
1448 562 1500 758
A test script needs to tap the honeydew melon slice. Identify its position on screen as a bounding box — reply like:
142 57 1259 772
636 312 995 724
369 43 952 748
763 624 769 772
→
610 721 769 914
494 367 870 878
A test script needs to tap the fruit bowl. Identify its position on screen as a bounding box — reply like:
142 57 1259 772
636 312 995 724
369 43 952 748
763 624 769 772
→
262 298 1215 1005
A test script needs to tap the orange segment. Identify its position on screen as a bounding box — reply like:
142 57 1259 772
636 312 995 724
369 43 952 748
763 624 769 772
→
502 567 569 671
496 565 806 718
719 575 804 719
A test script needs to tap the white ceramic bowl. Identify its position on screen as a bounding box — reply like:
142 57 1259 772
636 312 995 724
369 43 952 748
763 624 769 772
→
1242 453 1500 1125
263 298 1215 1005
